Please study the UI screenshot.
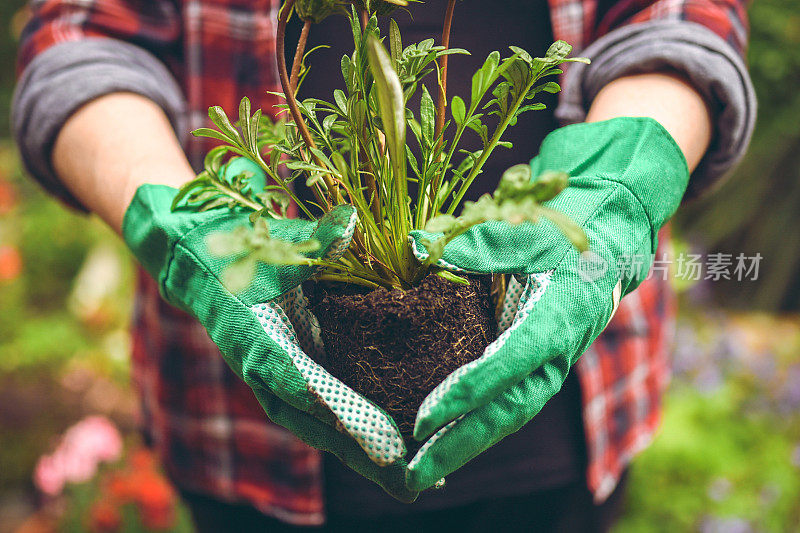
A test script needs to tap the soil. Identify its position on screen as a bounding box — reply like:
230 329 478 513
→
305 274 496 450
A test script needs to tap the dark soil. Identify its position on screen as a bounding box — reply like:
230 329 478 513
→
306 274 496 449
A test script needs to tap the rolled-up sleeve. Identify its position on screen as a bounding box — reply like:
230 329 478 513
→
12 0 186 210
556 0 756 199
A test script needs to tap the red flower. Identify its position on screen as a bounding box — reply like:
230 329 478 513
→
88 500 121 533
140 504 176 531
0 246 22 281
0 181 15 214
107 473 133 501
134 472 177 530
129 448 157 471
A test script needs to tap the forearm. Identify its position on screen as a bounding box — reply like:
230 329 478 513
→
52 93 195 233
586 72 712 172
557 21 755 198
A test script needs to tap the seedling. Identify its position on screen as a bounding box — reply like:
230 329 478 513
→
174 0 589 292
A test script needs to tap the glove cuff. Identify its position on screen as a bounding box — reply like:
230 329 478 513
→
122 184 221 301
531 117 690 231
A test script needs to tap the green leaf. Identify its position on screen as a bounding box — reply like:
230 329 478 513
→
437 48 470 57
306 172 325 187
334 89 348 113
420 84 435 149
451 95 466 126
249 207 268 224
435 270 469 285
204 146 229 174
500 163 531 186
538 205 589 251
508 45 533 65
286 160 330 173
341 55 353 92
389 18 402 70
545 40 572 61
406 145 421 178
425 214 457 232
471 51 500 104
171 180 200 211
249 109 262 152
206 231 248 257
366 35 408 204
538 81 561 94
239 96 251 124
530 170 569 202
208 106 241 143
222 258 257 294
192 128 236 145
517 102 547 115
322 114 337 136
331 152 349 179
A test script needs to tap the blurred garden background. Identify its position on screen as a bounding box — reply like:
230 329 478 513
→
1 1 799 531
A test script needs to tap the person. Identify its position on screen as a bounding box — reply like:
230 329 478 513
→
13 0 754 531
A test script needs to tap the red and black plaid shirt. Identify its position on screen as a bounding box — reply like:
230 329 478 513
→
19 0 748 525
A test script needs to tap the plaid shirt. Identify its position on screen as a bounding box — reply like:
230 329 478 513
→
19 0 748 525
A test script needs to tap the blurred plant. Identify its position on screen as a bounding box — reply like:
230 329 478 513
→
676 0 800 311
0 178 16 214
0 244 22 281
95 449 180 531
32 417 191 533
33 415 123 497
616 311 800 532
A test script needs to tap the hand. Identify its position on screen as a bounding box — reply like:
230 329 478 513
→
404 117 689 490
123 158 418 502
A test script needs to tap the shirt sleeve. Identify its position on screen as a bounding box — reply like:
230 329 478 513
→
556 0 756 199
12 0 186 210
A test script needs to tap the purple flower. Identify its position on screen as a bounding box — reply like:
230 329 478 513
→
760 483 780 506
694 366 724 394
791 445 800 469
777 365 800 412
707 477 732 502
746 353 777 384
699 516 754 533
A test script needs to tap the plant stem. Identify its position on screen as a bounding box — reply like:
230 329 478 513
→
314 272 383 290
248 151 317 219
423 0 457 224
360 8 369 29
216 179 265 212
276 0 339 208
434 0 457 149
290 20 312 93
313 259 396 289
445 80 537 215
364 158 382 223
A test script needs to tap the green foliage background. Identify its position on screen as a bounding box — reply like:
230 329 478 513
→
0 1 799 531
677 0 800 311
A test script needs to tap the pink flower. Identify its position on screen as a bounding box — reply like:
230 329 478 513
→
34 455 65 496
33 416 123 496
62 416 124 464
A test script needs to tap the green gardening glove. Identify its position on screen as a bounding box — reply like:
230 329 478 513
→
122 158 418 502
405 117 689 491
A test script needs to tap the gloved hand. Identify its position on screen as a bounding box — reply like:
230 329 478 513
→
405 116 689 491
122 158 418 502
